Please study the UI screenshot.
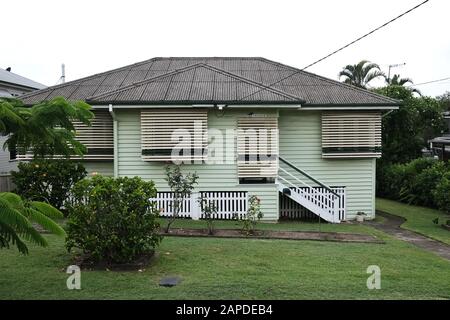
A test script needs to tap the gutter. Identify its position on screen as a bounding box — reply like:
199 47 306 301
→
300 106 399 111
109 104 119 178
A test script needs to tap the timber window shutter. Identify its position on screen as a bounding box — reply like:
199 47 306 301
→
237 116 278 180
140 109 208 162
72 110 114 160
17 110 114 160
321 112 382 158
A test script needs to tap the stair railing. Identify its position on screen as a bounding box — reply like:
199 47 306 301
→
278 156 340 221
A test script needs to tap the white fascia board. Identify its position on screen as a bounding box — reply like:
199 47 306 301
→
300 106 399 111
91 104 302 109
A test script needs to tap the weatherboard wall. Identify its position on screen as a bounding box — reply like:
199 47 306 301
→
115 107 279 221
0 136 18 175
278 110 376 219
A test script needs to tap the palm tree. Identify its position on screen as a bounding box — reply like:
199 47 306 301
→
339 60 385 89
387 74 413 86
386 74 422 96
0 192 66 254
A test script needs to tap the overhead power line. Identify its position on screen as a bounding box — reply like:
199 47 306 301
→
237 0 430 102
408 77 450 87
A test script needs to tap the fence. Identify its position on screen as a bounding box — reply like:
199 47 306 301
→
150 191 248 220
0 175 14 192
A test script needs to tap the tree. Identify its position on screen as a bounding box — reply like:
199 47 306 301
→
164 165 199 233
437 91 450 111
339 60 385 88
0 192 66 254
386 74 421 96
0 97 93 158
374 85 445 164
0 96 92 253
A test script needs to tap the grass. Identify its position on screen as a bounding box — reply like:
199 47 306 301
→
159 218 381 235
1 220 449 300
376 198 450 245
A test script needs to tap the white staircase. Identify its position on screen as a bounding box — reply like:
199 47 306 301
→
277 157 344 223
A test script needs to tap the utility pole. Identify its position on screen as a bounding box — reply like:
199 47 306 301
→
387 63 406 82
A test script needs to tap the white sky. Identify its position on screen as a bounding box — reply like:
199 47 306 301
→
3 0 450 97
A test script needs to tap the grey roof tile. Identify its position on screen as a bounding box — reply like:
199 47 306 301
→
89 64 300 104
19 57 400 106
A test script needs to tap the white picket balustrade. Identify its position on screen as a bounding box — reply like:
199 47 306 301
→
150 191 248 220
279 186 346 221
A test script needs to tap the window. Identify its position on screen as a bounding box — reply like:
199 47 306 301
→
321 112 381 158
72 110 114 160
16 110 114 160
237 116 278 183
141 109 208 162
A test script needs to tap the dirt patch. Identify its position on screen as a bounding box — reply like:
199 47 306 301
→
162 228 383 244
71 251 158 271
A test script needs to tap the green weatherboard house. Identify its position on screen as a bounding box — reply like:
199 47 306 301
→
5 57 400 222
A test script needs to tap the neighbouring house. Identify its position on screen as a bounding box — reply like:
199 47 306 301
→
429 111 450 161
0 67 46 189
2 57 400 222
0 67 46 98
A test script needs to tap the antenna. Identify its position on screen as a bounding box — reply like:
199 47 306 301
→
388 63 406 81
61 63 66 83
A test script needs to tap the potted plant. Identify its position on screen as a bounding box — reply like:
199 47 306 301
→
356 211 366 223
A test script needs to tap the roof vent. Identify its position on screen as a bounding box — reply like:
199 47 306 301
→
6 67 11 72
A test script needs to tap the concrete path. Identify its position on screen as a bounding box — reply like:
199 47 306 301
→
368 211 450 261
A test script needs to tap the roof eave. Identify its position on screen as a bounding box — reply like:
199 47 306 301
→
86 99 304 106
300 103 400 110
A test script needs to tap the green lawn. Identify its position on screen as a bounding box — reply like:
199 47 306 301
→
1 221 449 299
159 218 381 235
376 198 450 245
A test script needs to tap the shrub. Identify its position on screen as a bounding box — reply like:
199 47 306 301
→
198 195 217 235
434 173 450 214
241 195 263 235
65 176 162 263
400 161 447 206
377 158 438 201
12 159 86 213
164 165 199 233
378 157 450 211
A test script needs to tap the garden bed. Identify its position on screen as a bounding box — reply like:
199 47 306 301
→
162 228 383 243
72 251 157 271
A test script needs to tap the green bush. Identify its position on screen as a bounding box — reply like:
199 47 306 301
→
433 173 450 214
378 158 450 210
400 161 447 206
377 162 405 199
65 176 162 263
241 195 263 235
11 159 86 213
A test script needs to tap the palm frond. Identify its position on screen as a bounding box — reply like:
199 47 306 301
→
17 225 48 248
0 222 29 254
0 192 24 209
30 201 64 219
365 70 386 84
23 208 66 236
0 197 31 229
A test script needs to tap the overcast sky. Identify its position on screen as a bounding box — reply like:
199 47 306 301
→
3 0 449 97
